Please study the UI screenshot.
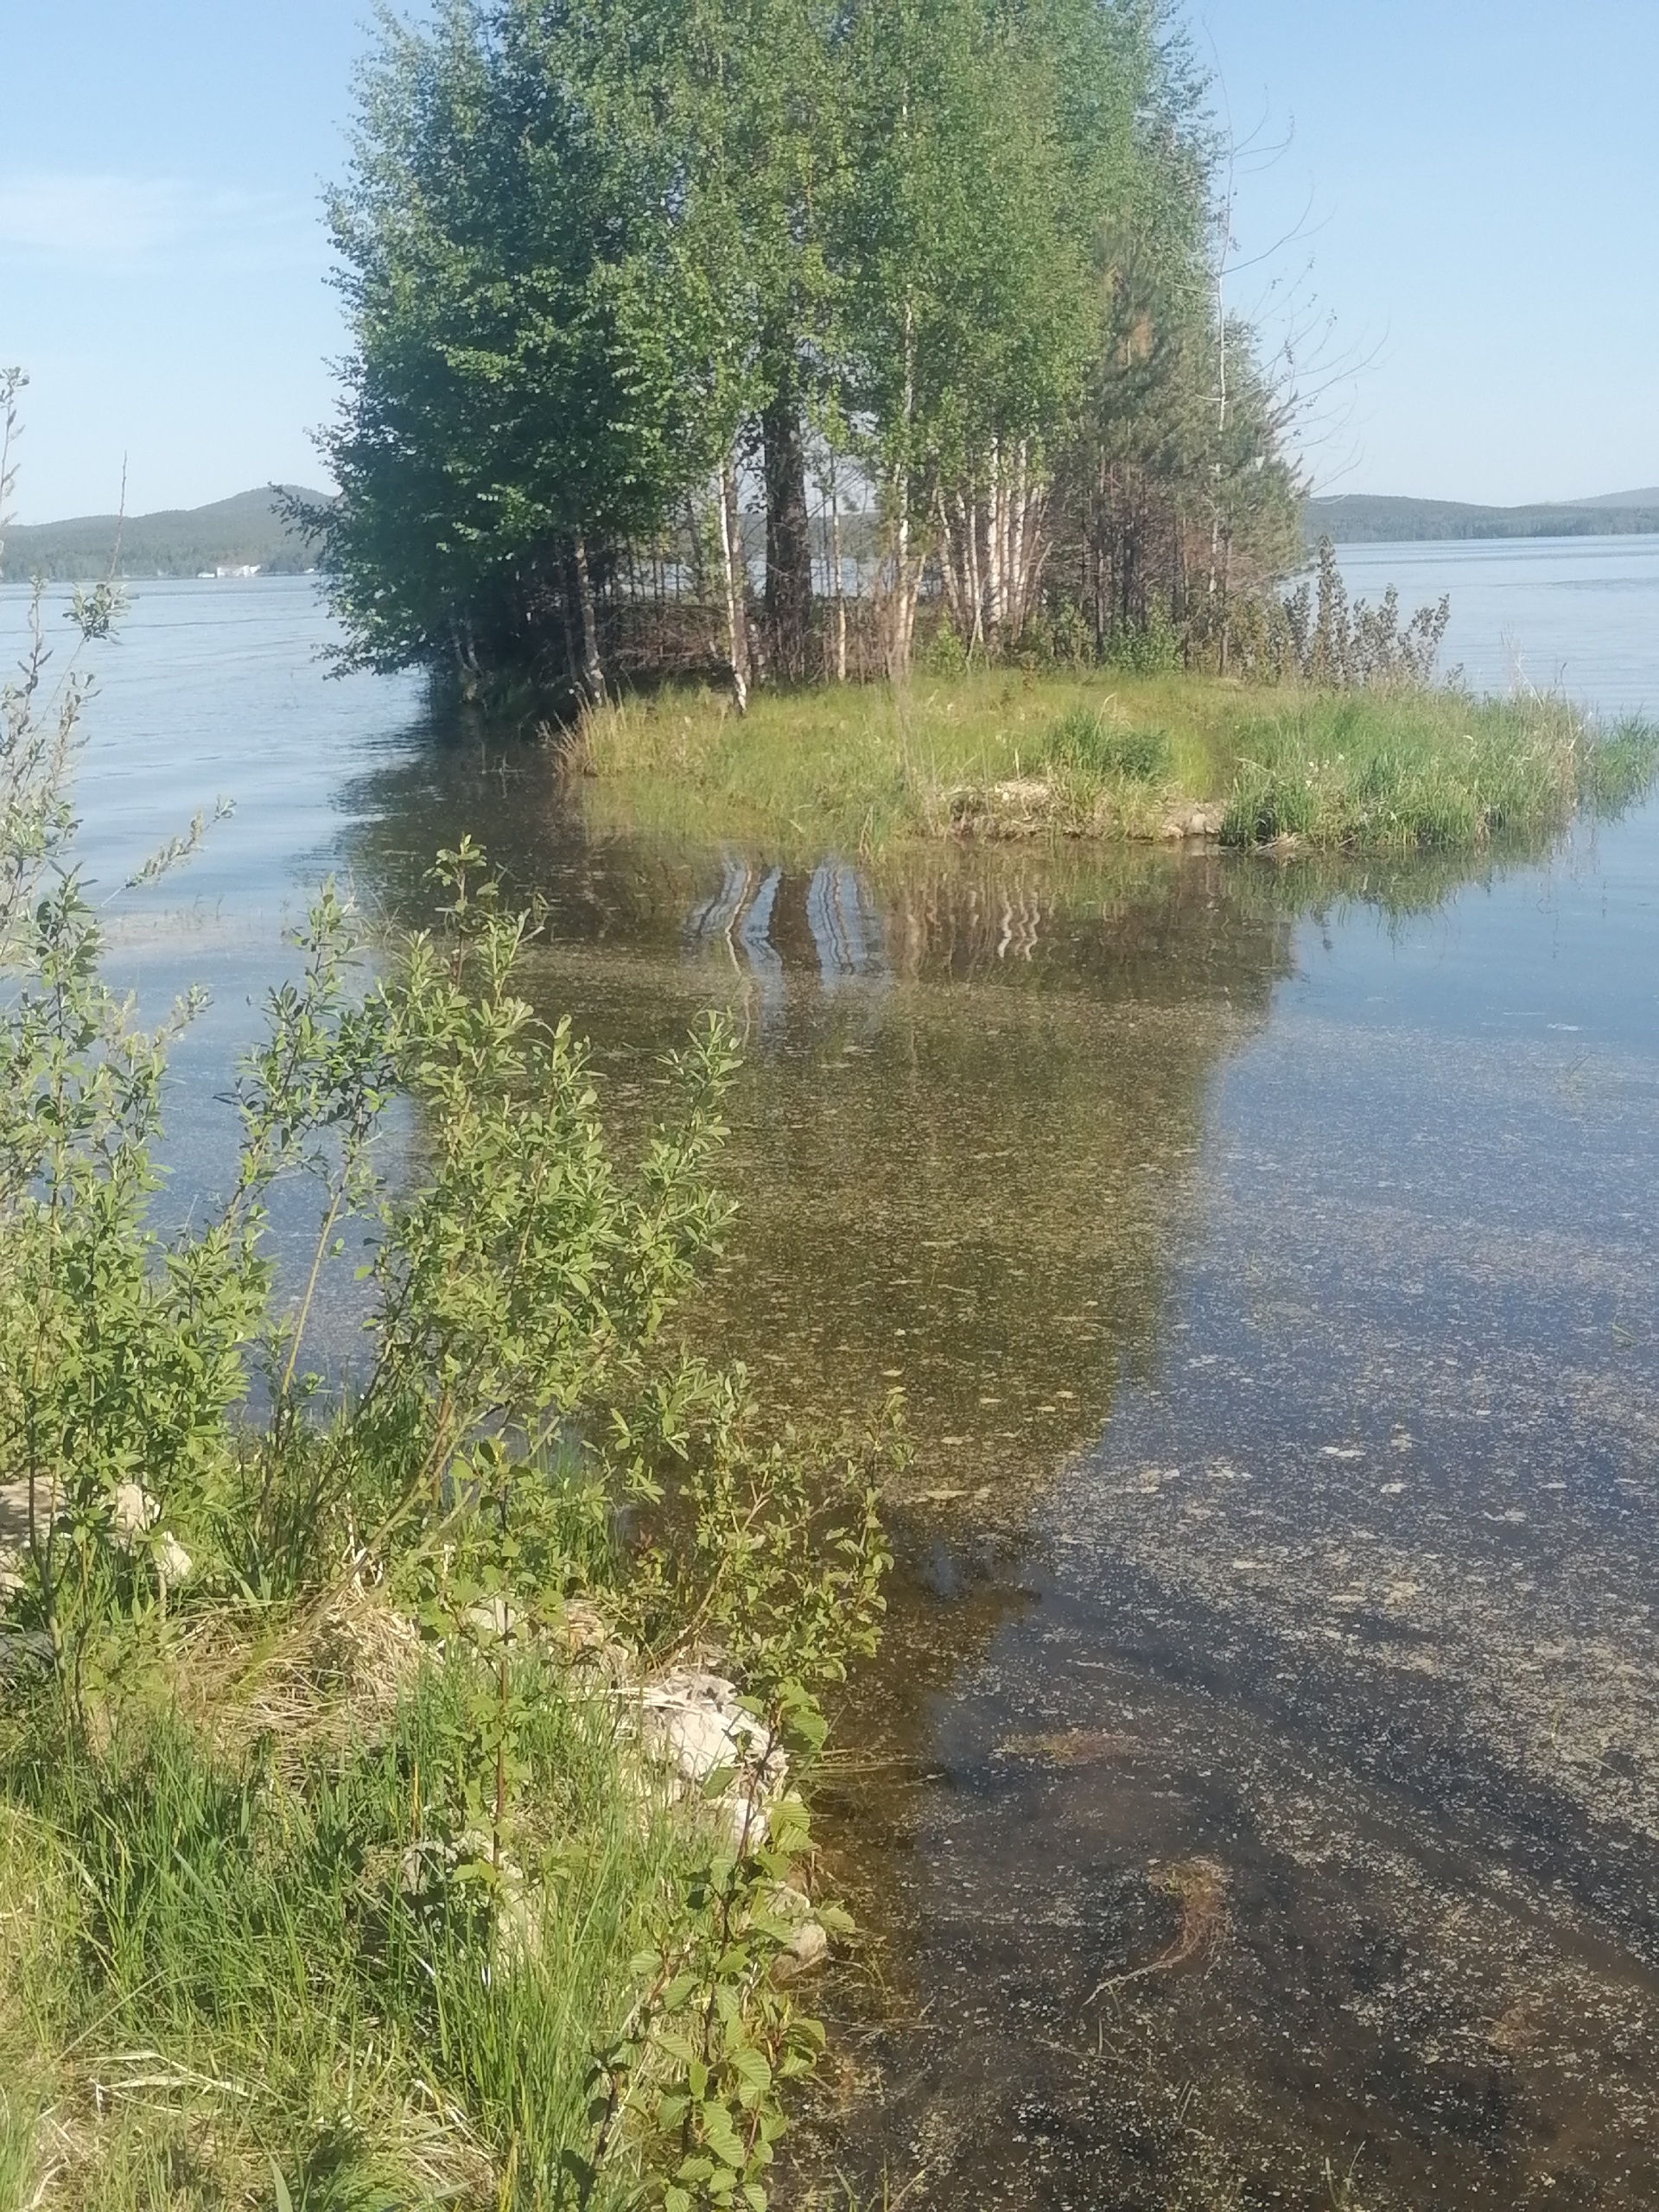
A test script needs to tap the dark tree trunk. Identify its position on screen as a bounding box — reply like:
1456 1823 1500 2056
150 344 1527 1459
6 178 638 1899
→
762 365 813 683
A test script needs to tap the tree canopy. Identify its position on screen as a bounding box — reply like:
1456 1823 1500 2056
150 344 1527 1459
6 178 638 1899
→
310 0 1302 702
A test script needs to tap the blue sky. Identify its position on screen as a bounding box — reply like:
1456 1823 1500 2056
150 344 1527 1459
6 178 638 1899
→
1 0 1655 519
1196 0 1659 505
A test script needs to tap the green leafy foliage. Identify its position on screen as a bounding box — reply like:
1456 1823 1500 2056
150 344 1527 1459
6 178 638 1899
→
1104 604 1185 680
0 555 892 2208
310 0 1303 692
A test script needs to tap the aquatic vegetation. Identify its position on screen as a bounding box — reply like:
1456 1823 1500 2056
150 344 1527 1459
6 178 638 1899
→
1580 714 1659 817
1218 691 1659 852
1082 1856 1232 2002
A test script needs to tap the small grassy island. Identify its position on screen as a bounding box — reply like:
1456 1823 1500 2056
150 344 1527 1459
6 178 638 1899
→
578 671 1659 858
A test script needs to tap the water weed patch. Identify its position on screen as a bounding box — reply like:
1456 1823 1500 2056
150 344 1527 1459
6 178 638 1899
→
1217 694 1656 853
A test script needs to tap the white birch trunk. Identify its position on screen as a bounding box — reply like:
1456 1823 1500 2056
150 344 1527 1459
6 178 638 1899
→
960 490 985 656
935 486 968 638
829 462 847 683
573 533 607 705
1017 490 1052 635
717 457 749 715
1007 442 1028 643
986 439 1004 640
887 300 918 682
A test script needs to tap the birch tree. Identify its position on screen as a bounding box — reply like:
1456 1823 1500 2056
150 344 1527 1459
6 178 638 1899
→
316 0 741 697
313 0 1302 694
839 0 1140 671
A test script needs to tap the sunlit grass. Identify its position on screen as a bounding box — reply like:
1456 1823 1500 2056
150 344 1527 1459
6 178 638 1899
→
0 1654 688 2212
577 674 1659 858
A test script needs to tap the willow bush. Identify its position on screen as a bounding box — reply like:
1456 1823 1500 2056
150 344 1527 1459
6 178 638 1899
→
0 423 892 2209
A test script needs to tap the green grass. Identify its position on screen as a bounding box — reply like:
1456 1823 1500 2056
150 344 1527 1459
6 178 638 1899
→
0 1802 60 2212
576 674 1659 858
1219 692 1658 850
0 1646 691 2211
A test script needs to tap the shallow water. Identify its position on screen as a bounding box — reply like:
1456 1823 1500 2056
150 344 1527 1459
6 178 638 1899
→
6 566 1659 2206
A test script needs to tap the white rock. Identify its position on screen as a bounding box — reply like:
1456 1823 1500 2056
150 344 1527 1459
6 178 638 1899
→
464 1595 515 1643
156 1534 193 1589
399 1827 537 1966
107 1484 191 1588
636 1669 788 1848
776 1915 830 1980
765 1878 830 1983
110 1484 160 1547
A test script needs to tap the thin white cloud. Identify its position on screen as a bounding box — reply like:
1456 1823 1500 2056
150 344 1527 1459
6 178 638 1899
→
0 172 313 268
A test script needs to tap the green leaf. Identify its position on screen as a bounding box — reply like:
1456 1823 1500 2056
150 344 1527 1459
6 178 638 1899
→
701 2101 747 2170
728 2044 772 2100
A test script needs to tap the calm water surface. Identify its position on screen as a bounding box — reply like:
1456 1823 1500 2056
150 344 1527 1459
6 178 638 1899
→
6 551 1659 2208
1335 534 1659 715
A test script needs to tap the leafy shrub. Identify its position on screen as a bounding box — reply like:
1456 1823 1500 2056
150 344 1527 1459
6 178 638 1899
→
1104 602 1184 677
918 619 969 677
1022 599 1095 671
1281 538 1452 690
0 416 893 2207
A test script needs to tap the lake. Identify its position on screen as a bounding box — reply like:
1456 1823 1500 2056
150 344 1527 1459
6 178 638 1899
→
5 534 1659 2208
1336 534 1659 715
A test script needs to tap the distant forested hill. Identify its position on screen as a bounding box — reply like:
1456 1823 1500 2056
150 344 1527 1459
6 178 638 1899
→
0 486 333 581
1304 489 1659 545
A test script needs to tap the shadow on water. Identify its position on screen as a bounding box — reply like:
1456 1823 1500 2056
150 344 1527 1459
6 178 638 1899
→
333 728 1659 2209
340 734 1296 1513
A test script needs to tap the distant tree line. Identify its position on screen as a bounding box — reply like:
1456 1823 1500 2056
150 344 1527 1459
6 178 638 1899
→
1301 491 1659 546
306 0 1304 707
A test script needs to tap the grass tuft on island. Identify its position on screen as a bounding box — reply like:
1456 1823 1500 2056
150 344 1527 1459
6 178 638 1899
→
576 674 1659 859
